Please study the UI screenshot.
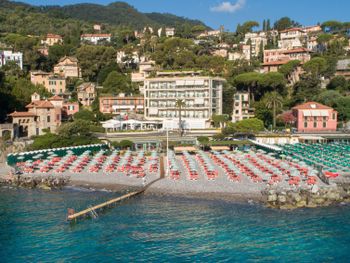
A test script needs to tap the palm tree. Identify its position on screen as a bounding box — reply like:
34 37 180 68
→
264 91 284 129
175 99 186 136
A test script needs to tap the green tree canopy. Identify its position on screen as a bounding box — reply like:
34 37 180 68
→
303 57 327 77
102 71 133 95
273 17 300 31
223 118 265 135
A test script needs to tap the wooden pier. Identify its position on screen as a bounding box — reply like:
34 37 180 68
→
67 190 144 221
67 156 165 222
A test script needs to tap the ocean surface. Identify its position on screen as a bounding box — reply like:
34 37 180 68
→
0 186 349 262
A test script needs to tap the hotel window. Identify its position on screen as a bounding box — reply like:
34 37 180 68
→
47 116 51 122
304 122 307 128
323 122 327 128
313 122 317 128
332 113 336 120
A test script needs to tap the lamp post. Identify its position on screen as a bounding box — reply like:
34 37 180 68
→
166 125 169 177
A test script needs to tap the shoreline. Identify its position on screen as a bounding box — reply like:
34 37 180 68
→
67 179 265 203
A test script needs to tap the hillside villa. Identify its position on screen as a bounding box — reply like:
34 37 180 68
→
41 34 63 46
53 56 81 78
8 93 78 137
80 34 111 45
292 102 338 133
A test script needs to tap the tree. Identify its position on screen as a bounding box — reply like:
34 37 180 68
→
263 91 284 128
327 76 348 91
119 140 133 149
258 72 286 97
76 45 117 81
279 60 300 78
237 21 259 34
175 99 186 136
234 72 262 101
293 75 321 104
73 109 96 122
317 33 333 45
313 90 342 107
277 111 296 128
97 63 121 85
321 20 343 33
303 57 327 77
212 114 229 128
334 97 350 121
102 71 133 95
274 17 300 31
222 118 264 135
57 120 91 138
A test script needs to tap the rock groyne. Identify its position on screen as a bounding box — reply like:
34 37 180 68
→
265 184 350 209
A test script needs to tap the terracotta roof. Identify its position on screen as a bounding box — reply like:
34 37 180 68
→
30 70 51 75
281 48 312 54
78 82 96 91
49 95 64 101
81 34 111 37
292 102 333 110
58 56 78 63
280 27 304 33
46 34 62 39
8 111 37 117
26 100 54 109
262 60 290 66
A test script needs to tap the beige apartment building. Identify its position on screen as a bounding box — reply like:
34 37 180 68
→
54 56 81 78
231 92 255 123
30 71 67 95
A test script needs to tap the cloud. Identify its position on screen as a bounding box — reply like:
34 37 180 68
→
210 0 246 13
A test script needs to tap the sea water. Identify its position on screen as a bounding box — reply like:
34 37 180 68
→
0 186 349 262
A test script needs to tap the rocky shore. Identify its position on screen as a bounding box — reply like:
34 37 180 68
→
1 173 70 190
265 184 350 209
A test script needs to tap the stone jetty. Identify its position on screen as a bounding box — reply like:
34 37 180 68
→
265 184 350 209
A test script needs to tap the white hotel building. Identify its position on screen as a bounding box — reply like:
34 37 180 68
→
144 74 225 129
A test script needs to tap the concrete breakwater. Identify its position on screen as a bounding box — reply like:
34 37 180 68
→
265 184 350 209
2 174 70 190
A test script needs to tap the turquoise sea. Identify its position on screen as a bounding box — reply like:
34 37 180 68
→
0 186 349 262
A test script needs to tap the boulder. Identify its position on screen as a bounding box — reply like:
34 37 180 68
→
278 194 287 204
267 194 277 202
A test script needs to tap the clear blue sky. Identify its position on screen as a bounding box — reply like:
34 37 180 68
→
19 0 350 31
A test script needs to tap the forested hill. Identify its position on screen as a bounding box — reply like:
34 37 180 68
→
0 0 208 30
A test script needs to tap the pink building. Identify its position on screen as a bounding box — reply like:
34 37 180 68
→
292 102 338 133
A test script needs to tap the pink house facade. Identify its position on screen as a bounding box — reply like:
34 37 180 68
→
292 102 337 133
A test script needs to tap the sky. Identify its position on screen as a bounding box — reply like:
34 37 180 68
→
19 0 350 31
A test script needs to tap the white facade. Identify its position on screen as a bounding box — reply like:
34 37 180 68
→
0 50 23 69
244 32 267 57
278 28 306 49
80 34 111 45
144 76 224 128
232 92 255 122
